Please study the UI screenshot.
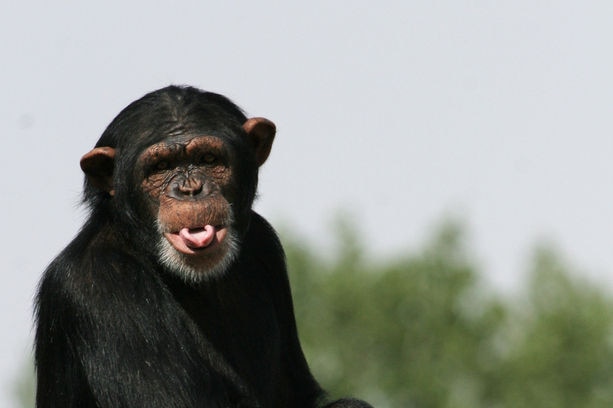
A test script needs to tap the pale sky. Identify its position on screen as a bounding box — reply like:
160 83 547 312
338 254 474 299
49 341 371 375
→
2 1 612 406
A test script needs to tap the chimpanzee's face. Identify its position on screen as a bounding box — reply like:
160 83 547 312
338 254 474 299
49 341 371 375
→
80 116 276 284
137 134 241 281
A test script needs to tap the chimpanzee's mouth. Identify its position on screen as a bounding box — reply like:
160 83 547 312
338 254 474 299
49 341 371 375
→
164 225 228 255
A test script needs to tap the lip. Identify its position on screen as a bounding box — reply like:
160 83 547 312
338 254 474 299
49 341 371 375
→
164 226 228 255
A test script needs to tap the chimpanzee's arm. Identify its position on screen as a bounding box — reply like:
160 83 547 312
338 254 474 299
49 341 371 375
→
35 246 256 408
248 213 373 408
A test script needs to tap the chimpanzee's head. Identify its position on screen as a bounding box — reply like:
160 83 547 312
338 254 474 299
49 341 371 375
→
79 86 275 282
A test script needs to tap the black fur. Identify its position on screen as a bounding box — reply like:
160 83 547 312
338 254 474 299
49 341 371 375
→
34 86 372 408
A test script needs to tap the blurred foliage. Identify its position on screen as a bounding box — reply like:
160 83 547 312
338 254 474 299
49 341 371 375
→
14 355 35 408
16 220 613 408
283 219 613 408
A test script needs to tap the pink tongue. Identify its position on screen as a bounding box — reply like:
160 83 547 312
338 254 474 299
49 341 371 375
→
179 225 216 249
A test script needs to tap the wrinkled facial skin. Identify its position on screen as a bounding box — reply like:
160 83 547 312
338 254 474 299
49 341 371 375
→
138 135 240 282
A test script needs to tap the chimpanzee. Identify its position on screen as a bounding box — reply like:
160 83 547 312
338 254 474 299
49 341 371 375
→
34 86 372 408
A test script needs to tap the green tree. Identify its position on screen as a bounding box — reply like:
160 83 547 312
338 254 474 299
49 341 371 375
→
285 221 505 407
284 221 613 408
14 356 35 408
483 247 613 408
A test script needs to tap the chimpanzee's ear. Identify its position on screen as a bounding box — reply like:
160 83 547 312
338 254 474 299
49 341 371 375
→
80 147 116 196
242 117 276 167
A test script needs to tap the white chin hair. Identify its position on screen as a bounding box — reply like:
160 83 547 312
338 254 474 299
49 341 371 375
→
157 230 240 284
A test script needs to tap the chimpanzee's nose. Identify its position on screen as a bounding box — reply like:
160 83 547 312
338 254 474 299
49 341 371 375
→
173 179 204 198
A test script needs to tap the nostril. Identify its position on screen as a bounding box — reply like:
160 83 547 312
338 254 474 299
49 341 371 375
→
190 183 203 196
175 179 204 197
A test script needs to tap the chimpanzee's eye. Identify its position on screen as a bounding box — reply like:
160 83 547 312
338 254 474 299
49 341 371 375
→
155 161 169 171
200 153 217 165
